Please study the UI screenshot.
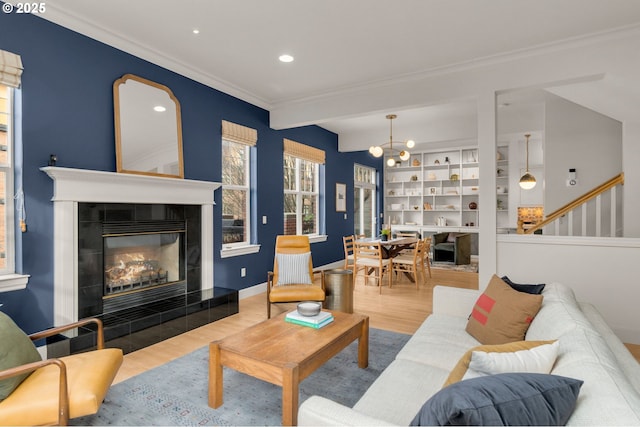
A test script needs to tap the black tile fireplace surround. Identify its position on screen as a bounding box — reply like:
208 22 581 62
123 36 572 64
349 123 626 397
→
56 202 239 355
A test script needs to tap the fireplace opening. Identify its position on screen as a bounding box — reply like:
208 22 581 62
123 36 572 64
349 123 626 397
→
102 220 186 314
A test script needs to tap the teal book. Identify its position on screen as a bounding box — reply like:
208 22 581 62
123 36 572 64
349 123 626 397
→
285 315 334 329
285 310 333 324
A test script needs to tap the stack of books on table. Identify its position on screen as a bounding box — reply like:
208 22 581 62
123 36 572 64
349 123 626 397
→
285 310 334 329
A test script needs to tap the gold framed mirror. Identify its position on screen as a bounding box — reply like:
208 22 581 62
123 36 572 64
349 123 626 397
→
113 74 184 178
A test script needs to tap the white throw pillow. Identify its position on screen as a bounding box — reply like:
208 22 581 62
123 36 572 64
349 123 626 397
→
275 252 312 285
462 341 559 381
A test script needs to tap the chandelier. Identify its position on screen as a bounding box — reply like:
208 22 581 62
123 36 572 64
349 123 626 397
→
519 133 536 190
369 114 415 167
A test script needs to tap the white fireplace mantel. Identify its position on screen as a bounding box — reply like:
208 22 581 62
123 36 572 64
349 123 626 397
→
41 167 220 205
42 167 221 325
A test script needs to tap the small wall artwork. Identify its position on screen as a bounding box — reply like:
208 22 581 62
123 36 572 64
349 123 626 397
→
336 183 346 212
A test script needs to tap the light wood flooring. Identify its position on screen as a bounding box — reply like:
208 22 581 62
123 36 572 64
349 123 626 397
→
113 269 640 384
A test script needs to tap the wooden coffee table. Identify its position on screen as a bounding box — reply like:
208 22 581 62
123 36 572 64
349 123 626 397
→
208 310 369 426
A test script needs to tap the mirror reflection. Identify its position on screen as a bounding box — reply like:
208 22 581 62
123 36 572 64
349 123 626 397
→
114 74 184 178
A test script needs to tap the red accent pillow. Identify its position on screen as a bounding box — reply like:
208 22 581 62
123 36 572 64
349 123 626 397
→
466 275 543 345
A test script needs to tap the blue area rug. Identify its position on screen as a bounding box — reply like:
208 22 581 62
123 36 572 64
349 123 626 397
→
72 328 410 426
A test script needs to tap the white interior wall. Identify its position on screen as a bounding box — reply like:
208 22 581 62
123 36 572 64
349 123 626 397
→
497 235 640 344
545 95 622 213
623 121 640 237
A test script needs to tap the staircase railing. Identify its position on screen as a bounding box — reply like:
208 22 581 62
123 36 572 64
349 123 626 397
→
526 173 624 236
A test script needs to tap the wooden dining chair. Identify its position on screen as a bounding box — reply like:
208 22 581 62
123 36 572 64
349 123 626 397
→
421 237 433 279
353 241 392 293
343 235 356 269
391 239 425 288
394 231 419 255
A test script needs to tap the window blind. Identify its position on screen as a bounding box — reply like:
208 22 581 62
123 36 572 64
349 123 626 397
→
221 120 257 146
283 138 325 164
0 50 23 88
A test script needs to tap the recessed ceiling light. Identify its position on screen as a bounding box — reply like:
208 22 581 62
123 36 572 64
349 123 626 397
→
279 54 294 63
192 28 200 34
154 105 166 112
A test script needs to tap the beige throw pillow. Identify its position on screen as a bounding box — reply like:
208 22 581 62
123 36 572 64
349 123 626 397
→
465 275 543 345
443 340 556 388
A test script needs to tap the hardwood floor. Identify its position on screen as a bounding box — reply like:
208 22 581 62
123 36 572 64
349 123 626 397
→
113 268 640 384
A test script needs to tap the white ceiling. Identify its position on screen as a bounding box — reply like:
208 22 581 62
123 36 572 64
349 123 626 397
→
30 0 640 150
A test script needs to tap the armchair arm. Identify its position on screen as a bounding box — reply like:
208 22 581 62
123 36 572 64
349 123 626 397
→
267 271 275 294
312 269 325 290
29 317 105 350
0 358 70 425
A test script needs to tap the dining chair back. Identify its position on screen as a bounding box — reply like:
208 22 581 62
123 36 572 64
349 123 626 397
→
392 239 425 288
421 237 432 279
343 235 356 269
353 241 392 293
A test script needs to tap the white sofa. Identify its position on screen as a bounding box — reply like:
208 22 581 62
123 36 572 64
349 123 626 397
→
299 283 640 425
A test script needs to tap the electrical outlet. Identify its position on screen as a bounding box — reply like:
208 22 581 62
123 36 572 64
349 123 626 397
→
344 213 347 219
262 215 267 224
241 267 246 277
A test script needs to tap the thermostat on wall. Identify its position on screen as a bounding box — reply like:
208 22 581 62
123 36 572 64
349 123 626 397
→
567 168 577 186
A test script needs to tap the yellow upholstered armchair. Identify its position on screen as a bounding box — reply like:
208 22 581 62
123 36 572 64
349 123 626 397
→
0 313 123 425
267 235 325 318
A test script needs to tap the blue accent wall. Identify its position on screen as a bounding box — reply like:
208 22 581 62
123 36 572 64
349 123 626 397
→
0 8 382 332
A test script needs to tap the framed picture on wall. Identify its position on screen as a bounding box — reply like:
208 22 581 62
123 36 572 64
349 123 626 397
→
336 183 346 212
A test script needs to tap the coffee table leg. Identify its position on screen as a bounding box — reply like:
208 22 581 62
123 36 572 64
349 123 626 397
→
358 317 369 368
282 362 300 426
208 341 223 408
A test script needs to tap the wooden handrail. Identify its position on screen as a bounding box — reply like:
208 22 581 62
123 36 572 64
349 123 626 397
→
525 172 624 234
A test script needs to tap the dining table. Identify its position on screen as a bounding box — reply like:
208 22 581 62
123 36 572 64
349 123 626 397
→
356 237 419 282
356 237 418 259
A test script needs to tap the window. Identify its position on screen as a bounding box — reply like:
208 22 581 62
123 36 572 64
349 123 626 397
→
283 139 325 237
220 120 259 256
0 48 28 289
0 84 12 273
222 139 250 246
354 164 377 238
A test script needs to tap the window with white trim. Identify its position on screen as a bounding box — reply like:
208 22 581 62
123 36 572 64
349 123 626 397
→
283 139 325 236
0 49 24 286
221 120 257 250
0 83 13 274
354 164 377 238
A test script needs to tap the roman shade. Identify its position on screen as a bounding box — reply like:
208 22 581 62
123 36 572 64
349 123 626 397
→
221 120 257 146
283 138 325 164
0 50 23 88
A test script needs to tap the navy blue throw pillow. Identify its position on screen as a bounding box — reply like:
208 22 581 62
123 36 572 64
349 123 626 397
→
501 276 545 294
410 373 583 426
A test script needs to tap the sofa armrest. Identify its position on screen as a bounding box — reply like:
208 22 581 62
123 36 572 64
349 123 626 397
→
432 285 479 317
299 396 400 426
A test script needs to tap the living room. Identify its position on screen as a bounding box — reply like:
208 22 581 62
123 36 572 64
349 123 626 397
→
1 1 640 425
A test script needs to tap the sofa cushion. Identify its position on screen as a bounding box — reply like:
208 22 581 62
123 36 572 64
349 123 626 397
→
501 275 545 294
0 312 42 400
551 328 640 424
443 340 557 387
411 373 583 426
354 359 450 426
395 314 480 371
525 283 594 341
275 252 311 285
466 275 543 345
